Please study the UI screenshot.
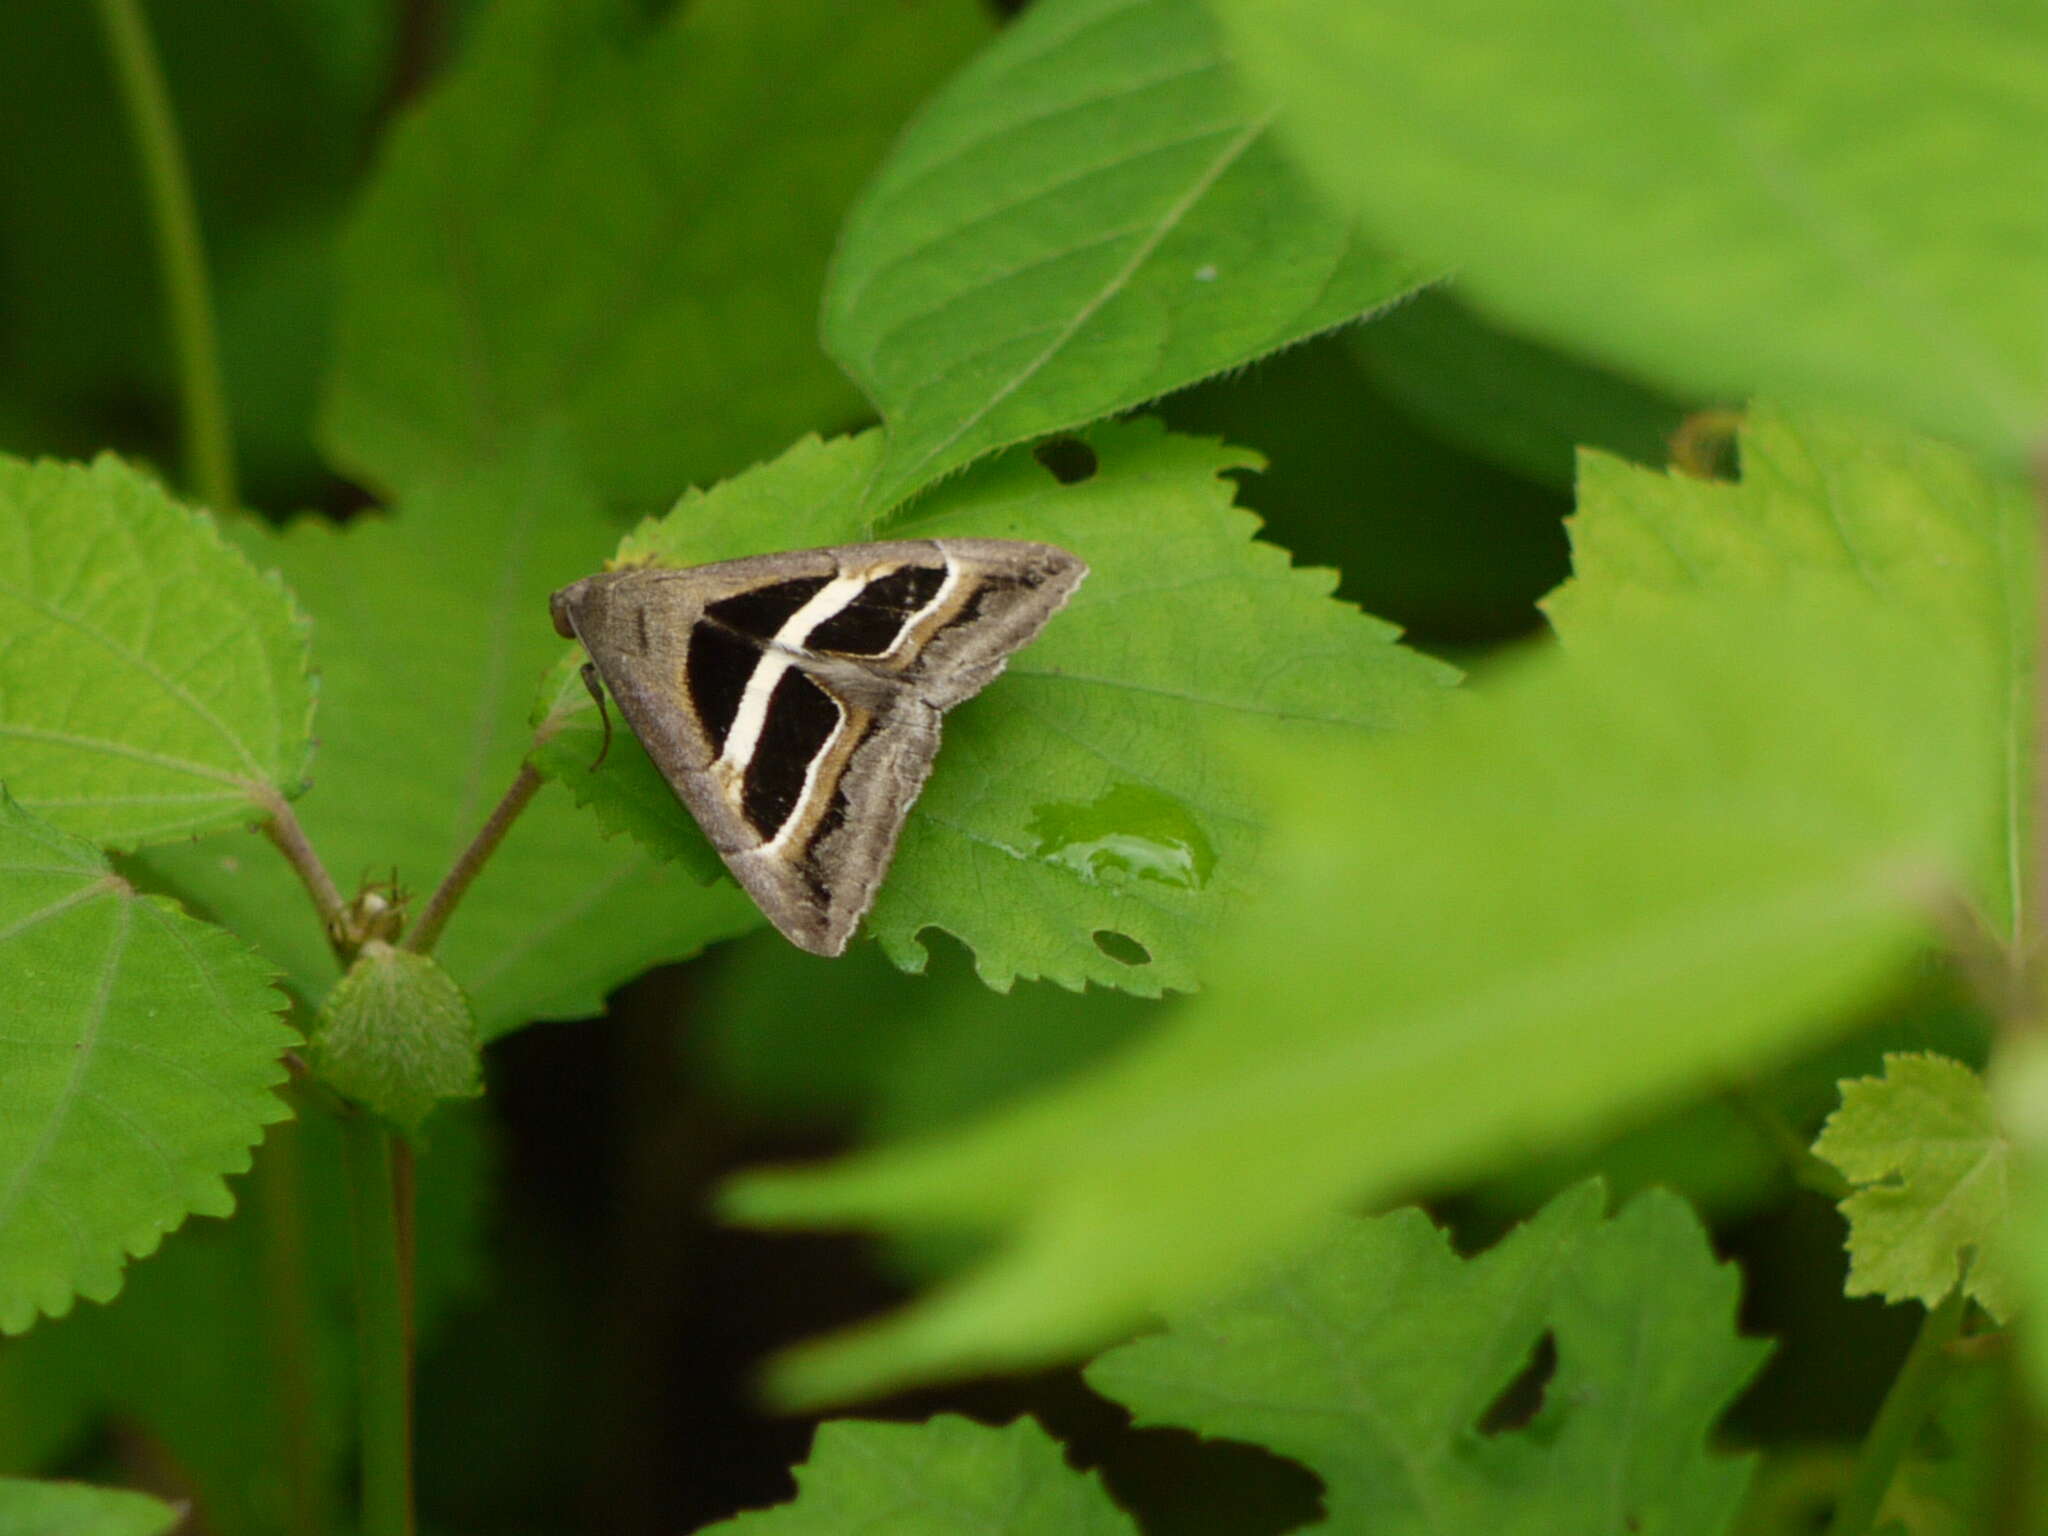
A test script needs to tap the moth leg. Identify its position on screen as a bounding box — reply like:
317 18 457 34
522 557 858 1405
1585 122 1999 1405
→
579 662 615 770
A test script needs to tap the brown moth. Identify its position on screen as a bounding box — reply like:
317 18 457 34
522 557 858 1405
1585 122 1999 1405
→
550 539 1087 956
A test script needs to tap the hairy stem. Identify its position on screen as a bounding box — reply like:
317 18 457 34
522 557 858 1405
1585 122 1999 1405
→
403 763 544 956
341 1115 415 1536
90 0 238 511
258 795 348 944
1823 1289 1966 1536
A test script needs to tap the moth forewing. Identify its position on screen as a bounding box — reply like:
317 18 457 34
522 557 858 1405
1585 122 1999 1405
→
550 539 1086 955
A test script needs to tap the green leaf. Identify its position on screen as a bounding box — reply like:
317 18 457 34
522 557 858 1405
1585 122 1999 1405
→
1549 402 2033 937
1206 0 2048 465
139 440 760 1039
0 453 313 848
1813 1052 2015 1321
722 586 1986 1404
322 0 990 502
1348 288 1693 492
828 0 1429 512
0 1477 179 1536
0 792 293 1333
0 1108 491 1536
1088 1184 1766 1534
535 421 1456 992
700 1415 1135 1535
307 943 482 1130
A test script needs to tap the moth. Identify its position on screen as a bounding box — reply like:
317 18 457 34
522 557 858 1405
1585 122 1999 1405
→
550 539 1087 956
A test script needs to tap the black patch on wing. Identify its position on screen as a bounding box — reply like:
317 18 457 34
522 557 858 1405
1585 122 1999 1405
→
806 565 946 656
742 669 840 838
687 623 759 753
707 576 831 641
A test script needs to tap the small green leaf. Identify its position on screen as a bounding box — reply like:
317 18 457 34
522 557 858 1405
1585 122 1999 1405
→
1813 1053 2015 1321
0 1477 180 1536
307 943 481 1131
1348 288 1693 491
139 441 761 1038
0 453 313 848
722 587 1985 1402
1550 402 2033 937
536 422 1455 991
1207 0 2048 464
323 0 990 501
829 0 1429 512
0 792 294 1333
1088 1184 1765 1533
700 1416 1135 1535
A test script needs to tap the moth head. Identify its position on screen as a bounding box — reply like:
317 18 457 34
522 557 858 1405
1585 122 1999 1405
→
549 582 583 641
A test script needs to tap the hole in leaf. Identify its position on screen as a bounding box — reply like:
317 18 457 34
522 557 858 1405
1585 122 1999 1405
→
1477 1329 1556 1435
1033 436 1099 484
1093 930 1149 966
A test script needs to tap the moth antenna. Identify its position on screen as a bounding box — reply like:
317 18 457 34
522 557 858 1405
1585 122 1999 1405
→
579 662 614 770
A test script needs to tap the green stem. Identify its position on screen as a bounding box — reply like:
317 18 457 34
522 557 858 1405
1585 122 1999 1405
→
254 1121 327 1536
90 0 238 510
1823 1288 1967 1536
1722 1087 1851 1200
341 1115 415 1536
403 763 544 956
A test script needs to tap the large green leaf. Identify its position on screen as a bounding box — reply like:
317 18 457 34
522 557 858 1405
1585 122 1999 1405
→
322 0 989 502
828 0 1429 512
701 1416 1135 1535
1088 1184 1766 1534
0 793 293 1333
140 442 759 1038
0 1478 178 1536
1207 0 2048 465
724 585 1986 1404
1550 403 2033 937
535 421 1455 992
0 454 313 848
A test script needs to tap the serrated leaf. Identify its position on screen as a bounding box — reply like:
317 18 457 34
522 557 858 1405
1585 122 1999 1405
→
322 0 989 502
307 943 481 1130
0 1107 490 1536
723 588 1986 1404
0 453 313 848
1348 288 1692 492
829 0 1429 512
1549 403 2033 937
1206 0 2048 465
0 792 294 1333
0 1477 179 1536
1088 1183 1765 1534
535 421 1455 992
1813 1052 2015 1321
701 1415 1135 1535
139 440 760 1038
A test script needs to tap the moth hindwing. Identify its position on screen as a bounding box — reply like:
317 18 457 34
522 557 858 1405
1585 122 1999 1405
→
550 538 1088 956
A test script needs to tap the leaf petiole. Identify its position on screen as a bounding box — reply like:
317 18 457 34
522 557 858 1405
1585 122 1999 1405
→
403 763 545 956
